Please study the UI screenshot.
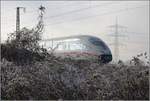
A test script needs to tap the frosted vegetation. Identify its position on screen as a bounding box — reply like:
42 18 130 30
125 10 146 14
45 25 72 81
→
1 27 149 100
1 55 149 100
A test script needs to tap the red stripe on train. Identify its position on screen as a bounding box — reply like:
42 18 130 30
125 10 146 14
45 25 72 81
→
58 51 99 57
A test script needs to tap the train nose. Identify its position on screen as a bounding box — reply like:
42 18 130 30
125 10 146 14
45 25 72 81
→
99 54 112 63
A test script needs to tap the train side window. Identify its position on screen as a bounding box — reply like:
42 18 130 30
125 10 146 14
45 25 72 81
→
52 41 60 49
57 44 63 50
64 39 81 51
44 41 52 49
81 44 87 50
57 42 66 50
69 42 86 51
67 42 70 50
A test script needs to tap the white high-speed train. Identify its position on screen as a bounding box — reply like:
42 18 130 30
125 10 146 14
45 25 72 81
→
40 35 112 63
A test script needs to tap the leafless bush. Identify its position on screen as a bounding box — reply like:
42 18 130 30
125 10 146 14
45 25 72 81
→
6 27 42 52
130 52 149 66
1 56 149 100
1 25 50 65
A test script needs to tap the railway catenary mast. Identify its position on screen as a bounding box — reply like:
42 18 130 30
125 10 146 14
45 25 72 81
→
33 5 45 40
16 7 25 41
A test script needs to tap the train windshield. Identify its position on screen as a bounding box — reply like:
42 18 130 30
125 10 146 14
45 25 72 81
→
88 37 108 50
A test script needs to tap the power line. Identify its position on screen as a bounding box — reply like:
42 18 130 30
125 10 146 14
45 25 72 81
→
3 2 115 28
3 3 147 27
44 1 115 19
44 5 147 26
2 3 148 37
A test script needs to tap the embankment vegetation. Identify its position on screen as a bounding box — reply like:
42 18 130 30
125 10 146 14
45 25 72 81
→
1 26 149 100
1 53 149 100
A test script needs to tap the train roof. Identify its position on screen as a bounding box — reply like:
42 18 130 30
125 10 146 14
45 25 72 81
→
41 35 101 42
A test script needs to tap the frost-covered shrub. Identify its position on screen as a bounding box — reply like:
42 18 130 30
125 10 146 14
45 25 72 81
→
1 57 149 100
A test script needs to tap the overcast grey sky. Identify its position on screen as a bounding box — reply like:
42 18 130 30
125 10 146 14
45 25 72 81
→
1 1 149 61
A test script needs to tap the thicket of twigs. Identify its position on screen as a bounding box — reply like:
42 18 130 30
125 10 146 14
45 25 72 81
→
1 50 149 100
